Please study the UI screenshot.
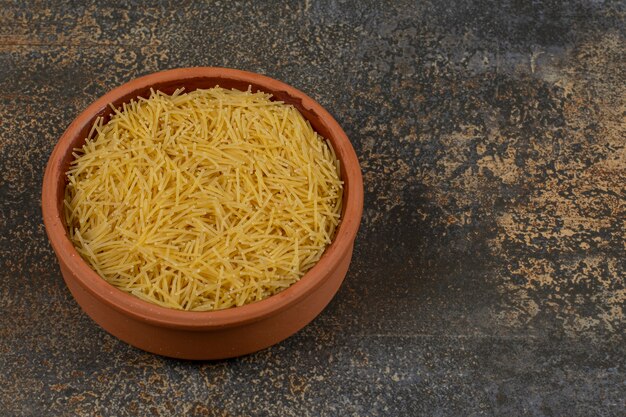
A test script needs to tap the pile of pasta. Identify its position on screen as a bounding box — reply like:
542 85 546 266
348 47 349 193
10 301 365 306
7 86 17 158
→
64 87 343 311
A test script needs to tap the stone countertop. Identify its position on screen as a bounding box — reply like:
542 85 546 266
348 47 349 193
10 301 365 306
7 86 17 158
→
0 1 624 416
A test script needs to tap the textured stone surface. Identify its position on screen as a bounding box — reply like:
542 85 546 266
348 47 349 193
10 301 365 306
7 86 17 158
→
0 1 624 416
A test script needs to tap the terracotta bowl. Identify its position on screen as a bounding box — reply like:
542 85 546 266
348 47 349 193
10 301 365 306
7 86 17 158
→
41 67 363 360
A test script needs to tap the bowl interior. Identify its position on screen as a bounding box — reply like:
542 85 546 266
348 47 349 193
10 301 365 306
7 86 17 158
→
54 76 350 227
45 69 362 327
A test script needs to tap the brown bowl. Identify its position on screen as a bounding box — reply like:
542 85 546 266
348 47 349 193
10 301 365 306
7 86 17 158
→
41 67 363 360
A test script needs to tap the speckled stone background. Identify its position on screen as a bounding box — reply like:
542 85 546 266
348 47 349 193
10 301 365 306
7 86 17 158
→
1 1 624 416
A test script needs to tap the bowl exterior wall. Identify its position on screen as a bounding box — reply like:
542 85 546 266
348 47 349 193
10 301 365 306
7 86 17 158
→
57 245 353 359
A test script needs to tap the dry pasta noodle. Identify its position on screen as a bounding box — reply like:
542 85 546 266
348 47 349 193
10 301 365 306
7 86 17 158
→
64 86 343 311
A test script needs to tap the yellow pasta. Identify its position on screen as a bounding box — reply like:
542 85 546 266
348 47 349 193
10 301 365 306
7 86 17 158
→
64 87 343 311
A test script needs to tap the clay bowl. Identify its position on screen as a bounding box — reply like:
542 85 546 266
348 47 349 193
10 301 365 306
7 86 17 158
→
41 67 363 360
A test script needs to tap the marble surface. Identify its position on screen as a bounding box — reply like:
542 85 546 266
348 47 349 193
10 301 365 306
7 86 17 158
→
0 1 624 416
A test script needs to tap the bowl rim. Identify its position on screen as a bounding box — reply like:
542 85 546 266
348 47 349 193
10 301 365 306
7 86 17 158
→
41 67 363 330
